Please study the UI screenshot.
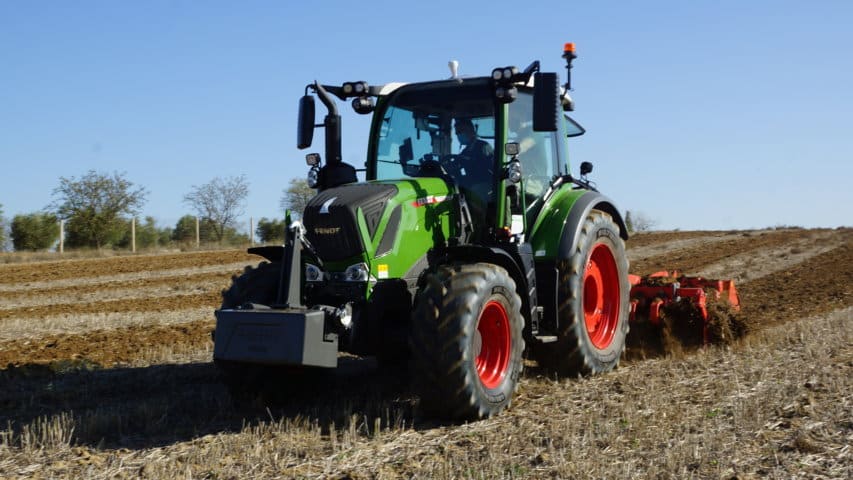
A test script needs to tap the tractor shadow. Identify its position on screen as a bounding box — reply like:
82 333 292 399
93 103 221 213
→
0 356 420 450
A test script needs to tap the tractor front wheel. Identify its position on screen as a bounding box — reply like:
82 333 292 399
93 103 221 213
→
215 261 281 396
537 210 630 375
410 263 525 420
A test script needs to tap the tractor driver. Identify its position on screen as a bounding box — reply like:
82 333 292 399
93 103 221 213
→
454 118 493 170
453 117 494 234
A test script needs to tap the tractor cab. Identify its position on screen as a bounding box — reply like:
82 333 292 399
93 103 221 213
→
298 63 588 245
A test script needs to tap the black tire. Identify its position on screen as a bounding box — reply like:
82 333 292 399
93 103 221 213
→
215 261 281 396
536 210 630 375
220 261 281 309
410 263 525 420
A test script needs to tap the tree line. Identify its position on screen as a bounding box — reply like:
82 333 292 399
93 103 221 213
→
0 171 315 252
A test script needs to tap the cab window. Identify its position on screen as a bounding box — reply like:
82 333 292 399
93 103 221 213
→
507 92 558 198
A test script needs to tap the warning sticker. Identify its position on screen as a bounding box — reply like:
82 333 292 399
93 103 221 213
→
412 195 447 207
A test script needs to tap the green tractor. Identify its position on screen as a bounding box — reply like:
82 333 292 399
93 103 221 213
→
213 44 630 419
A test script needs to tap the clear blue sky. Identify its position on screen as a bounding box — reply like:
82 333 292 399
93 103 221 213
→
1 0 851 232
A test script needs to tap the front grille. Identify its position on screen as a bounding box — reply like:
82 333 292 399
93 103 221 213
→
303 183 398 262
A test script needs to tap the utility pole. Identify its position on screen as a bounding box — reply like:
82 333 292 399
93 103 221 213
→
195 216 200 248
131 217 136 253
250 216 254 246
59 219 64 254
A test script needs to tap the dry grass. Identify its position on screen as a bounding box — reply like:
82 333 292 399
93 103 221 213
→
0 232 849 479
0 307 213 342
1 308 849 479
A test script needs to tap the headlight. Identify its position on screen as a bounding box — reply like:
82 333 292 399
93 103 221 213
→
343 263 369 282
506 161 523 184
307 167 319 188
305 263 323 282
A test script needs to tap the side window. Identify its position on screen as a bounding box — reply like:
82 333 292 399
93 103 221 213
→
508 93 558 197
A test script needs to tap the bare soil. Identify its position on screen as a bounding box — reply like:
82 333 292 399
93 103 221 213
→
0 231 850 479
1 230 850 371
629 228 838 275
0 250 254 285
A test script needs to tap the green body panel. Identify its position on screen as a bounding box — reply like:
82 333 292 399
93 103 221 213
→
356 178 453 285
527 186 588 261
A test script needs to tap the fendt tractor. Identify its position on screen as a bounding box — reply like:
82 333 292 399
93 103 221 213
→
213 44 632 419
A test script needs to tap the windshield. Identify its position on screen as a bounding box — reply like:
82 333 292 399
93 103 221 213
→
371 82 495 181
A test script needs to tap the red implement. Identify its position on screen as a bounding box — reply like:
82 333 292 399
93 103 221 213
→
628 271 740 344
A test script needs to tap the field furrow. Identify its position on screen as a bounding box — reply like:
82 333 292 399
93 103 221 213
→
0 318 214 367
738 242 852 327
0 250 255 285
629 228 839 276
623 230 728 249
626 231 741 263
1 276 229 309
0 233 848 374
0 291 220 322
0 261 251 294
0 307 848 479
0 229 850 480
0 307 213 344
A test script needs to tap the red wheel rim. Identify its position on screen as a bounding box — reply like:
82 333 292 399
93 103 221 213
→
583 243 621 349
474 300 511 389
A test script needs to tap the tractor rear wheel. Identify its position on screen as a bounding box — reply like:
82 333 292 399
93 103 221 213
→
410 263 525 420
215 261 281 395
537 210 630 375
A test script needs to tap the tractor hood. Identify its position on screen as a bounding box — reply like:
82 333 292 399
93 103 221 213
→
302 178 454 276
304 183 398 262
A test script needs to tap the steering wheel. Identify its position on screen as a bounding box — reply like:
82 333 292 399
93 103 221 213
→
417 158 449 177
438 154 467 176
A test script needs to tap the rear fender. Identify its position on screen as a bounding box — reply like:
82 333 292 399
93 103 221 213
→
556 191 628 260
528 189 628 334
529 189 628 261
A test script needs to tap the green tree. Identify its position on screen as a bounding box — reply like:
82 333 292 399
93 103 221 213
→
173 215 204 245
256 217 286 244
183 175 249 243
117 216 168 249
50 170 147 249
280 178 314 218
172 215 234 246
157 224 173 247
11 213 60 251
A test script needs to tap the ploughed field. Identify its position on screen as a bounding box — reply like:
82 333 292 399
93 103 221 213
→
0 229 850 479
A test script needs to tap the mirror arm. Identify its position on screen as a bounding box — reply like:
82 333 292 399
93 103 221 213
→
314 82 339 116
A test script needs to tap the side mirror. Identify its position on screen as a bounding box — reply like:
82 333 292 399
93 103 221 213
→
297 95 315 149
532 72 559 132
580 161 593 176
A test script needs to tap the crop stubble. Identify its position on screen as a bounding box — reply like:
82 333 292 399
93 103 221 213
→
0 229 851 479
